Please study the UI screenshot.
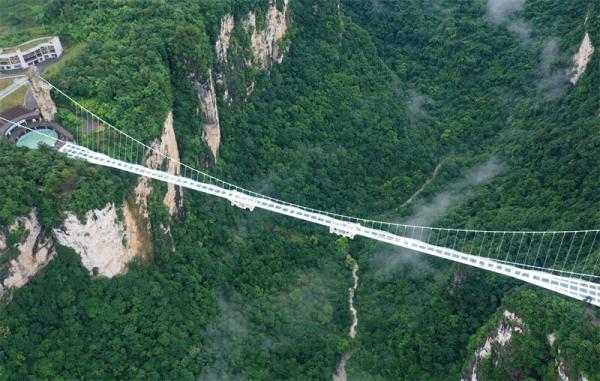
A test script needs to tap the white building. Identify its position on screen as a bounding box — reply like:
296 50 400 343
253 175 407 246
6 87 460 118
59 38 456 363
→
0 36 63 71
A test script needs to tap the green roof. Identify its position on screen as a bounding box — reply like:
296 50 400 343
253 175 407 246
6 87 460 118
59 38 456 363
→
1 36 55 54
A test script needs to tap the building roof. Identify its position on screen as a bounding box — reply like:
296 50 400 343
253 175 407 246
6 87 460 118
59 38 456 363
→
0 106 38 122
0 36 56 55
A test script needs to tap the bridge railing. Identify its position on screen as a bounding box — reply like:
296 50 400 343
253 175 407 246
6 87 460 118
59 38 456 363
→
27 79 597 285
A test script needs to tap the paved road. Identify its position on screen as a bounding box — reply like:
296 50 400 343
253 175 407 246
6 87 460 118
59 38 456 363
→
24 86 37 109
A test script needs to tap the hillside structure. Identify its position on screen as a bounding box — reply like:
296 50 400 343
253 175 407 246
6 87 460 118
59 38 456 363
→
0 36 63 71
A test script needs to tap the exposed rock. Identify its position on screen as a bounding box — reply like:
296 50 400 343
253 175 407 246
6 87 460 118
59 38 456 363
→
548 332 590 381
123 200 153 257
195 69 221 161
0 231 5 252
1 210 55 298
53 204 142 278
557 354 571 381
242 12 255 33
246 80 256 98
462 310 524 381
27 66 57 121
569 32 594 85
215 71 232 105
246 0 290 68
209 2 290 157
137 111 183 217
216 14 235 64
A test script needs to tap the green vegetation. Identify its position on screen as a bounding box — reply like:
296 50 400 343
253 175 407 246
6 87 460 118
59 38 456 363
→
0 80 11 92
0 141 130 228
43 42 85 77
0 0 599 380
0 0 47 44
0 85 27 113
465 288 600 380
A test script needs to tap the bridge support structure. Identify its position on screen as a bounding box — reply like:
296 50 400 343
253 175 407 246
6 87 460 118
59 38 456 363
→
58 142 600 307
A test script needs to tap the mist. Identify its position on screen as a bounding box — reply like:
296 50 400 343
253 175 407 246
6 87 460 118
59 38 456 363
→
370 158 505 274
537 38 570 99
407 91 434 120
403 157 505 227
485 0 531 40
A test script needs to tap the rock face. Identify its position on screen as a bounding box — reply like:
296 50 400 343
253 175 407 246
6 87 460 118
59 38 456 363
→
215 0 290 69
27 67 57 121
216 14 234 64
53 204 144 278
195 70 221 161
0 210 55 298
136 111 183 217
208 1 290 160
569 32 594 85
547 332 590 381
246 0 290 68
462 310 524 381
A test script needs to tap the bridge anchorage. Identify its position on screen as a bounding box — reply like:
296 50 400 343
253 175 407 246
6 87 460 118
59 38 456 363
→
1 77 599 307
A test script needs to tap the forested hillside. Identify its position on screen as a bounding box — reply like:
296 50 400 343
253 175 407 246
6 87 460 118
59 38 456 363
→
0 0 599 380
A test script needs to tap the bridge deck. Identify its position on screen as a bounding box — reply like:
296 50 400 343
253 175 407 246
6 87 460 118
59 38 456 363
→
59 143 600 307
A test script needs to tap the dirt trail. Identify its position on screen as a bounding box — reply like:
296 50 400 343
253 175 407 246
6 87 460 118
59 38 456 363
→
400 161 444 209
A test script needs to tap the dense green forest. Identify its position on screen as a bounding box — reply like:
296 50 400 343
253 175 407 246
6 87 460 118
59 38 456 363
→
1 0 599 380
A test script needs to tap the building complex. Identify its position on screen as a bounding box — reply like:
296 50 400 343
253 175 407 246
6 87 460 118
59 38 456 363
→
0 36 63 71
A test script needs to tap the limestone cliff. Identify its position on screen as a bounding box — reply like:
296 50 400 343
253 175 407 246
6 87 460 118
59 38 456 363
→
547 332 590 381
216 14 234 64
461 311 525 381
137 111 184 217
194 70 221 161
0 210 55 299
569 32 594 85
208 0 290 161
27 67 57 121
53 203 145 278
245 0 290 68
216 0 290 69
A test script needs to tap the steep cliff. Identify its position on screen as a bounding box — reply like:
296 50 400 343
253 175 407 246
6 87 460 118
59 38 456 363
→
547 332 591 381
0 210 55 299
206 0 291 160
53 203 146 278
195 70 221 161
246 0 290 68
569 32 595 85
462 311 525 381
216 14 234 64
136 111 183 217
216 0 290 69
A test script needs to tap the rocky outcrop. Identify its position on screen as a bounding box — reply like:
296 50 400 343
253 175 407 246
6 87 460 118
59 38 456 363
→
246 0 290 68
547 332 590 381
53 203 144 278
215 0 290 69
27 66 56 121
208 1 290 160
136 111 183 217
462 311 524 381
569 32 594 85
216 14 234 64
195 70 221 161
0 210 55 298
